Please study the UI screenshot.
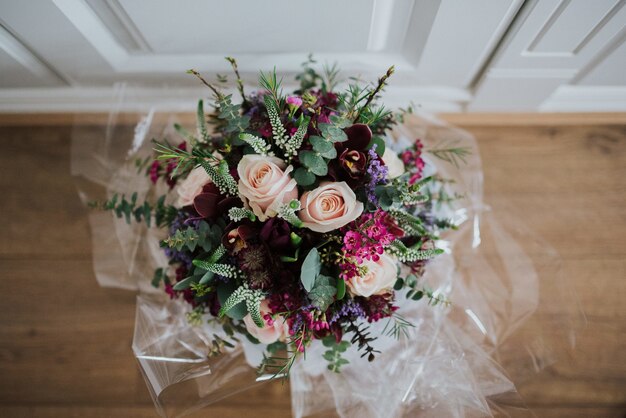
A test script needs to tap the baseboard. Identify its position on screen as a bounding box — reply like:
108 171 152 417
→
540 86 626 112
0 85 470 113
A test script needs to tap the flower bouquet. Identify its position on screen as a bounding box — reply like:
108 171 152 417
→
75 57 577 417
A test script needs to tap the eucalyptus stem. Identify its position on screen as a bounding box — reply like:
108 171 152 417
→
353 66 395 123
225 57 248 107
187 69 223 99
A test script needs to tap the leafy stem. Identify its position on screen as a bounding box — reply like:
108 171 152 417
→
353 66 395 123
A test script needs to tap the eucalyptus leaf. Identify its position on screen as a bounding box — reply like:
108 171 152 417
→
308 275 337 311
319 123 348 142
310 136 336 158
293 167 316 186
300 247 320 292
300 150 328 176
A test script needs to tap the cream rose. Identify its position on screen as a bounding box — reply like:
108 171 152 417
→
243 300 289 344
382 147 405 179
176 166 211 208
299 182 363 233
237 155 298 221
348 252 397 297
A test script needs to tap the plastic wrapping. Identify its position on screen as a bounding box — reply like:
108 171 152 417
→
72 88 581 417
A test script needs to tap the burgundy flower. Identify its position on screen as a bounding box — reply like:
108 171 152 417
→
193 183 240 220
332 124 373 184
339 149 367 179
259 218 292 252
222 223 256 254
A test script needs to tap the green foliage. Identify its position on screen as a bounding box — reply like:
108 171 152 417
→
283 116 310 160
299 150 328 176
89 193 177 228
293 167 316 186
218 283 265 327
186 306 204 326
239 133 271 155
318 123 347 142
387 208 427 236
277 199 303 228
309 135 337 159
382 313 414 339
345 321 380 362
225 56 247 105
264 95 288 146
352 66 395 124
198 159 239 196
193 245 241 279
428 140 472 168
151 267 169 288
216 94 250 134
308 275 337 311
228 207 257 222
162 221 212 252
387 240 444 263
336 278 346 300
300 247 320 292
322 336 350 373
196 100 211 143
259 69 284 110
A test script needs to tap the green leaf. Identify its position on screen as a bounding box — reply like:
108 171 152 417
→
308 275 337 310
300 247 320 292
300 150 328 176
173 276 195 291
199 270 215 284
309 135 337 159
217 282 247 320
336 278 346 300
367 136 386 157
319 123 347 142
293 167 316 186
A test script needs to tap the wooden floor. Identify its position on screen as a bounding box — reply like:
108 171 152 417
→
0 114 624 417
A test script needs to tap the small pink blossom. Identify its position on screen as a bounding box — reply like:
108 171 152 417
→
286 96 303 107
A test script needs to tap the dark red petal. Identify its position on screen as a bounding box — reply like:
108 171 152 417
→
344 124 372 151
193 192 219 219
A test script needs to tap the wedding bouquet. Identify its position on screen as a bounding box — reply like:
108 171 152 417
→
93 59 465 376
76 57 577 418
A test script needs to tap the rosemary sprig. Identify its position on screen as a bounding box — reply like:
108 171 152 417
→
428 140 472 168
353 66 395 123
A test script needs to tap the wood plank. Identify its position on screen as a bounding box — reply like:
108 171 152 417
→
0 117 624 417
1 111 626 127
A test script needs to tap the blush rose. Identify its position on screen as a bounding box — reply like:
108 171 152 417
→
298 182 364 233
243 299 289 344
237 155 298 221
176 165 212 208
347 252 397 297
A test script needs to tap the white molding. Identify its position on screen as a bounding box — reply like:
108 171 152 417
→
51 0 129 68
52 0 417 76
367 0 396 51
540 85 626 111
0 86 470 113
0 24 66 85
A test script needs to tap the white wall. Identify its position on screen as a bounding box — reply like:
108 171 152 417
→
0 0 624 112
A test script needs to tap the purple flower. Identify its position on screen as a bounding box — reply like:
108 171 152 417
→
365 145 389 204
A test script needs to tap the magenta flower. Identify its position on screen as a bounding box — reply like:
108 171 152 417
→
344 231 362 251
286 96 303 107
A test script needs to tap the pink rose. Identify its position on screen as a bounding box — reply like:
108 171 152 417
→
176 166 211 208
347 252 397 297
243 300 289 344
299 182 363 233
237 155 298 221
